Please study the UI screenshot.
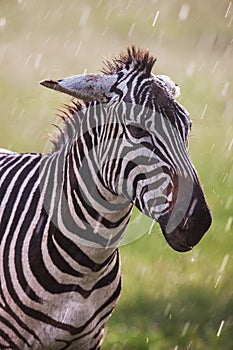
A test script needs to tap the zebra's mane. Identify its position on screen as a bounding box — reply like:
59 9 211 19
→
101 45 156 76
50 100 84 152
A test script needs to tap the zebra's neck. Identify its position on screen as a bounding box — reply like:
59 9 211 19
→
40 107 133 260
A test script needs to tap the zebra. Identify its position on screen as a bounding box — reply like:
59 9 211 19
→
0 46 211 350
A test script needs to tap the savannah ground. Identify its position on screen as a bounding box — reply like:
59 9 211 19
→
0 1 232 349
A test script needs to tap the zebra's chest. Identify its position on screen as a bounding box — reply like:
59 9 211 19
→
0 155 123 349
0 246 121 350
38 281 120 349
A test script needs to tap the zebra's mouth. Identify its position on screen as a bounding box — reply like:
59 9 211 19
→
158 207 212 253
158 222 194 252
163 236 193 252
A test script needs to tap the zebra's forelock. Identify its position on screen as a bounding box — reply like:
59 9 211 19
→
101 45 157 76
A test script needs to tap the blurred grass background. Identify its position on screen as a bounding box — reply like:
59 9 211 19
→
0 0 232 349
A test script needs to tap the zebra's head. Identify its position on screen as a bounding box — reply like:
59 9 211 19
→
41 46 211 252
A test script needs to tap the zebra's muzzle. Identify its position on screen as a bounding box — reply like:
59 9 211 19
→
158 182 212 252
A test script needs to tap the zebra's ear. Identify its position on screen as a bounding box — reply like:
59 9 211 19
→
40 74 118 103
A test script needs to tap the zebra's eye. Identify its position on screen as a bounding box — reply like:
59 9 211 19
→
127 124 150 139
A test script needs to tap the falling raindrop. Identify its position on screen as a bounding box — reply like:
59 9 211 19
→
128 23 136 37
227 137 233 152
24 55 32 66
63 39 70 49
126 0 133 10
205 274 212 285
214 275 222 288
222 172 229 183
225 216 233 232
225 195 233 210
222 100 233 123
61 308 70 323
34 53 42 69
209 144 215 155
223 43 232 58
96 0 103 8
75 42 82 57
148 220 156 235
17 109 25 121
200 104 208 119
198 61 206 72
0 17 6 28
190 249 199 263
216 320 225 337
185 62 195 77
140 267 146 280
25 32 31 41
221 81 230 96
225 1 232 18
164 303 172 317
152 11 160 27
178 3 190 21
227 15 233 28
212 60 219 74
79 6 91 27
181 321 190 337
218 254 229 274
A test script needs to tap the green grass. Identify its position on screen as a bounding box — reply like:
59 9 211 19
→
0 1 232 349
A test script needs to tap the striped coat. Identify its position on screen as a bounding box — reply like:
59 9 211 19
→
0 46 211 349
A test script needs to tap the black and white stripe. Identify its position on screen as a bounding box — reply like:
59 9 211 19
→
0 46 211 349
